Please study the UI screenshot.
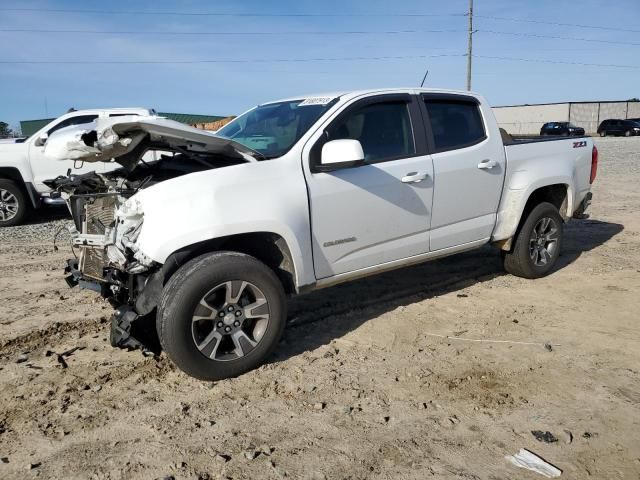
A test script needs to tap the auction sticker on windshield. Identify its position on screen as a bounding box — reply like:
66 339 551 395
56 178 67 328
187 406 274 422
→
298 97 334 106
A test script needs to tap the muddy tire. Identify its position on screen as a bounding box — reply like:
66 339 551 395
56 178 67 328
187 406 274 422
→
0 179 30 227
502 202 564 279
157 251 287 381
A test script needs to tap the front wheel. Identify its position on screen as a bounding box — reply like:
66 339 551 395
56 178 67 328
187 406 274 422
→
157 251 287 381
502 202 564 279
624 130 632 137
0 179 30 227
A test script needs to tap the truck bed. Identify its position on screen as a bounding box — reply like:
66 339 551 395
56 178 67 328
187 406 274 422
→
501 129 590 146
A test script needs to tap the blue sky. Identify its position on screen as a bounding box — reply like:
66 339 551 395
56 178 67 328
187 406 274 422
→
1 0 638 129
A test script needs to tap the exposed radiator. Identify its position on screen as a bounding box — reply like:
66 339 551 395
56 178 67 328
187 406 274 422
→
79 247 107 281
77 194 121 280
84 195 118 235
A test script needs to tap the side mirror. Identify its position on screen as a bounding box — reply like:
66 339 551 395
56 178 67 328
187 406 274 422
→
319 139 365 172
34 133 49 147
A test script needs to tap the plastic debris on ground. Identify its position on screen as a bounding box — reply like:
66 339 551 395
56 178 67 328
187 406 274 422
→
505 448 562 478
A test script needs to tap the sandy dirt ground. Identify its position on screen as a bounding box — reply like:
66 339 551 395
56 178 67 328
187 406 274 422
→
0 137 639 480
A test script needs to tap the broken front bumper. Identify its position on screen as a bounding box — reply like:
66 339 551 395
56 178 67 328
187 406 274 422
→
65 258 160 354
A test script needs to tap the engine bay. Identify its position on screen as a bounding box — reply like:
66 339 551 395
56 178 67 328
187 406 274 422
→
46 150 248 294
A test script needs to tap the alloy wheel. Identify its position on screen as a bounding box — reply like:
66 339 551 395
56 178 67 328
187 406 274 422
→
529 217 559 267
191 280 270 361
0 189 19 222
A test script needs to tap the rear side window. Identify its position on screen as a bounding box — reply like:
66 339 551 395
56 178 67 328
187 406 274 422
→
326 101 415 163
48 115 98 135
424 100 486 152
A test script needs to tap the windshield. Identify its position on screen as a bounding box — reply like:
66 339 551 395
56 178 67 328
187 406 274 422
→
217 98 338 158
568 123 579 128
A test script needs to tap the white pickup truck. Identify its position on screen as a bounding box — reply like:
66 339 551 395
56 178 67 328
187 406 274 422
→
0 107 153 226
45 88 597 381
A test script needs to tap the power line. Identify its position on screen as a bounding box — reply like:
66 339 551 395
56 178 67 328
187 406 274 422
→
0 53 466 65
475 15 640 34
5 7 636 33
2 7 464 18
2 27 634 47
478 29 640 46
0 28 465 36
2 53 637 70
474 54 640 69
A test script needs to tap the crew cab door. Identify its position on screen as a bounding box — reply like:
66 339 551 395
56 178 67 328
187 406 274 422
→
304 94 433 279
421 94 505 251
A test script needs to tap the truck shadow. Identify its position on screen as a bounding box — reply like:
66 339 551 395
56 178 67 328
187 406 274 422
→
272 219 623 363
24 206 69 225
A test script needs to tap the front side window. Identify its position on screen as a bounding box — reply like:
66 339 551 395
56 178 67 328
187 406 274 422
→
425 100 486 152
326 101 415 163
48 115 98 135
217 99 337 159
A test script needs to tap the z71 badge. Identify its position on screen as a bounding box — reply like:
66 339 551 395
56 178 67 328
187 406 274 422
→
573 141 587 148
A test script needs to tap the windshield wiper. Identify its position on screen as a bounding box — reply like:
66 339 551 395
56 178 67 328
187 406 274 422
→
246 149 267 160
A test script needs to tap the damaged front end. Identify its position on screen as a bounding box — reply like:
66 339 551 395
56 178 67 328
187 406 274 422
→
50 173 162 352
44 115 257 353
66 191 150 287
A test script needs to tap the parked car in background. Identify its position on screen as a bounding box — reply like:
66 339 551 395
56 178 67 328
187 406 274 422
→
540 122 585 136
0 107 160 226
45 88 597 381
597 119 640 137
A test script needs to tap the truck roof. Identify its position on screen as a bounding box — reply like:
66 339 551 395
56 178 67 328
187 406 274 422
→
263 87 481 105
64 107 153 115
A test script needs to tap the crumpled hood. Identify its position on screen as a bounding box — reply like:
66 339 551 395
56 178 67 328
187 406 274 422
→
44 115 257 169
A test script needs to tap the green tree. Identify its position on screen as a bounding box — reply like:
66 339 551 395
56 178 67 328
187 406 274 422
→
0 121 14 138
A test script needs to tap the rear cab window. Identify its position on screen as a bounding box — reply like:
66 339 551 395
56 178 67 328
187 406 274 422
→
422 96 486 153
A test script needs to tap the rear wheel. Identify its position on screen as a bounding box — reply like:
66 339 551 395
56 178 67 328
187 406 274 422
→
157 251 287 381
502 202 563 279
599 131 606 137
0 179 30 227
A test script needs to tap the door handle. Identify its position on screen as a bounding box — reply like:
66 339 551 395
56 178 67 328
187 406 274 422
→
401 172 428 183
477 159 498 170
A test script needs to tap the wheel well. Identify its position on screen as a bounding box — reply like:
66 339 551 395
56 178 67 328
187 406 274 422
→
496 184 569 252
0 167 40 208
0 167 25 185
162 232 297 295
523 184 568 219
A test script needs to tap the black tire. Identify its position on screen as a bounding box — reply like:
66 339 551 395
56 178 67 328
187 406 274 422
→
599 131 606 137
502 202 564 279
157 251 287 381
0 179 30 227
624 130 632 137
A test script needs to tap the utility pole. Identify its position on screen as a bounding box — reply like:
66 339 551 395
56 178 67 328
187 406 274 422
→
466 0 474 91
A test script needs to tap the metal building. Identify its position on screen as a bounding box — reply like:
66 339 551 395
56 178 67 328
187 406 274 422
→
493 100 640 135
